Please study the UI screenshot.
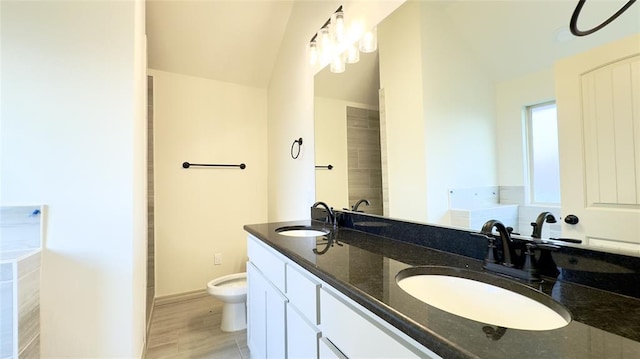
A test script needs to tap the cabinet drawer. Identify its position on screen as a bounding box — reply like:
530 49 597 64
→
321 288 429 358
287 302 321 359
247 235 285 292
286 262 320 325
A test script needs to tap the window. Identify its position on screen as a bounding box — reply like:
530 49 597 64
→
526 102 561 204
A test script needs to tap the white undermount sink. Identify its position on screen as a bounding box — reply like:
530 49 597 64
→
396 266 571 331
275 225 329 237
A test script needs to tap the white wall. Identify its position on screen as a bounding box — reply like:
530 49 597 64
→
267 1 339 221
314 97 378 210
267 0 404 222
132 0 148 354
378 2 429 223
377 2 497 225
0 1 146 357
150 69 268 296
420 1 497 225
496 68 555 187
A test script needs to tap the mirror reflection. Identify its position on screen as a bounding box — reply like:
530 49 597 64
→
314 0 640 250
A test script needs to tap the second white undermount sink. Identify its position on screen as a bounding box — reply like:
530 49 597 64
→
275 225 329 237
396 266 571 331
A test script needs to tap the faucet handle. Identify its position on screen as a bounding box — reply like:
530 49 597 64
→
522 243 539 274
471 233 499 263
506 226 520 235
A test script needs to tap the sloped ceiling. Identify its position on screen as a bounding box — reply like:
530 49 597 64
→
441 0 640 83
146 0 294 88
147 1 639 92
314 51 380 106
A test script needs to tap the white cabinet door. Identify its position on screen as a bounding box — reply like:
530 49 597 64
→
266 280 287 358
287 302 321 359
555 33 640 250
248 262 288 359
247 262 267 358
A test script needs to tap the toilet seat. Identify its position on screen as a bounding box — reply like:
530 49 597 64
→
207 272 247 298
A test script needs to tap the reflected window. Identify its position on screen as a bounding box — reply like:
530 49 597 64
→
526 102 561 204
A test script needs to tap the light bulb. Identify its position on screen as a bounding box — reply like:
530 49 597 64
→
308 41 318 65
330 52 346 73
346 43 360 64
359 27 377 53
332 11 345 44
318 27 332 66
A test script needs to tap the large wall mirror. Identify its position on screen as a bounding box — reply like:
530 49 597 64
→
314 0 640 251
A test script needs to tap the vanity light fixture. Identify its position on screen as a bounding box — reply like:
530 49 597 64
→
317 26 333 66
331 10 345 43
359 27 377 53
330 52 346 73
345 43 360 64
308 40 319 65
308 6 378 73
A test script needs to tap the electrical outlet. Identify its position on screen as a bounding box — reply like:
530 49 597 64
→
214 253 222 265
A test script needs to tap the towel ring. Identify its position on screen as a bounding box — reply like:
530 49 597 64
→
570 0 636 36
291 137 303 159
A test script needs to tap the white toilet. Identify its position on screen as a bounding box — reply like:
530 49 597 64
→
207 272 248 332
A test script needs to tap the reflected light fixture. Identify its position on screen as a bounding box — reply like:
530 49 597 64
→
332 10 345 43
318 26 332 66
308 6 379 73
359 27 377 53
331 52 346 73
345 43 360 64
308 40 318 65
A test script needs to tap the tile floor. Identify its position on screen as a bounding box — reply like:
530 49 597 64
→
145 294 249 359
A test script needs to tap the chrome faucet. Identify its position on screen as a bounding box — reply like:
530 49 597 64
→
481 219 516 267
531 212 557 239
312 201 335 226
352 199 370 212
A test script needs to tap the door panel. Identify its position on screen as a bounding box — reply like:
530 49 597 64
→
555 34 640 250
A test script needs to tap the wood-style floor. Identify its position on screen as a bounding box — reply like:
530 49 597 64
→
145 293 249 359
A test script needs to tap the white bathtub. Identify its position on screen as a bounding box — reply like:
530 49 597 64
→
1 206 43 359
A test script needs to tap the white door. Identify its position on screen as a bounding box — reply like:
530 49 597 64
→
555 34 640 250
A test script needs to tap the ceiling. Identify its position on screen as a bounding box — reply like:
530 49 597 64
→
146 0 294 88
441 0 640 83
146 1 639 91
314 51 380 106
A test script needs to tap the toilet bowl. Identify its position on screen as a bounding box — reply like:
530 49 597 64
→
207 272 247 332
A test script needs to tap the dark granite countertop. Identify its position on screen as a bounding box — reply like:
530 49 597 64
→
244 219 640 359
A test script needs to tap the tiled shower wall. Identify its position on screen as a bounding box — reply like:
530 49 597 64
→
346 107 383 215
147 76 155 327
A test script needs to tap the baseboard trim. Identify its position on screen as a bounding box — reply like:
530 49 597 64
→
154 289 208 307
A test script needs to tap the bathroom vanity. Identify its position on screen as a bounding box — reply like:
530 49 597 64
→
244 212 640 359
247 232 436 358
